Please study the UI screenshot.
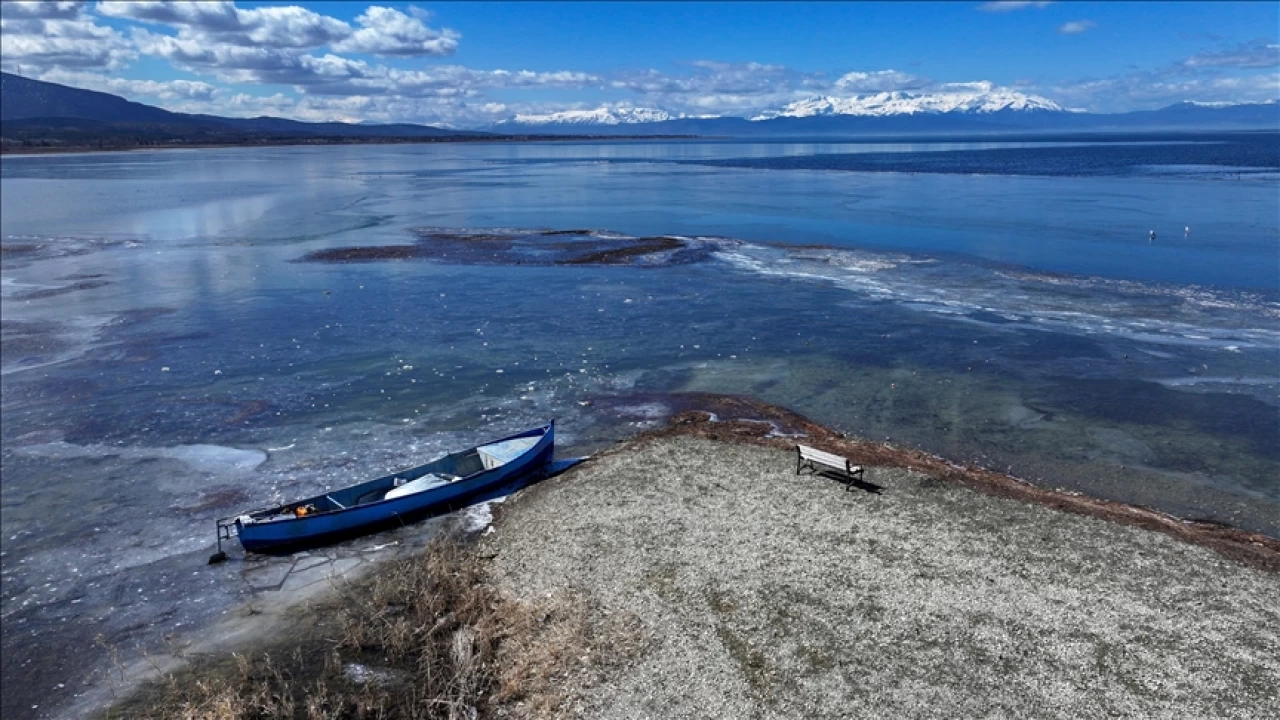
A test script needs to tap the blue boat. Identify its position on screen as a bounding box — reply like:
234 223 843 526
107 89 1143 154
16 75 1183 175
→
213 421 554 558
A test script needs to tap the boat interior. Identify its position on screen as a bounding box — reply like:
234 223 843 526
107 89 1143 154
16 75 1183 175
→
248 435 541 522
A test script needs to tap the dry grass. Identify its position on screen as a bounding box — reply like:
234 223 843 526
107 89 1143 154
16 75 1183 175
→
100 538 642 720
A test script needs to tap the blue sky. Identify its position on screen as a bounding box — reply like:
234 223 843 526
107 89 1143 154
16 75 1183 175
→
2 1 1276 126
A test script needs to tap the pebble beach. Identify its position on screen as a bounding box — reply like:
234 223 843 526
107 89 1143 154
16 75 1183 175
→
478 410 1280 718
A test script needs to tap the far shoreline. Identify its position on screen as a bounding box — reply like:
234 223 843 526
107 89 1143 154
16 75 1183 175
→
0 133 702 157
5 127 1274 158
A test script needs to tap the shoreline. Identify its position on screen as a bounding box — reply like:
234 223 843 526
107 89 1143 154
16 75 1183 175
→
0 134 698 157
477 420 1280 717
629 393 1280 572
54 395 1280 719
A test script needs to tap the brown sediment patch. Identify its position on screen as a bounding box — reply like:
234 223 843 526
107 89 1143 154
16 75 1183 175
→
224 399 271 425
300 228 699 268
170 487 252 515
11 279 111 300
0 242 41 255
105 307 177 330
301 244 423 262
541 228 596 236
0 319 80 367
557 236 684 265
624 392 1280 573
0 332 73 358
439 232 525 243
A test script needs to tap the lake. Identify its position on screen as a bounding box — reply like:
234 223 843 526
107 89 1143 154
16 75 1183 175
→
2 135 1278 718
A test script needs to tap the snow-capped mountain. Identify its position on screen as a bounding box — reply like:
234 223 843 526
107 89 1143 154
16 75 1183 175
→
502 106 677 126
752 83 1064 120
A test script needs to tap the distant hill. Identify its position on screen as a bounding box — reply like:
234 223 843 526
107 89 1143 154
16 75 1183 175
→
0 72 183 124
182 115 485 138
1089 101 1280 130
0 72 489 149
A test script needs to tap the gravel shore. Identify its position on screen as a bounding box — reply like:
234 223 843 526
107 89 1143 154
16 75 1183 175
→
480 431 1280 718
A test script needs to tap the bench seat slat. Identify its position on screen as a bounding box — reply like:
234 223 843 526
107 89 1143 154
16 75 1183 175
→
799 447 849 467
795 444 864 486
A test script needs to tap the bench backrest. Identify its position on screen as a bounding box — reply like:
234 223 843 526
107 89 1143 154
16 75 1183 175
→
797 444 849 470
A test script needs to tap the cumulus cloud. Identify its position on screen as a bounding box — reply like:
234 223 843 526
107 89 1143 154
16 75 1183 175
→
1183 39 1280 69
0 2 134 72
1049 64 1280 112
91 1 577 114
128 25 599 101
976 1 1052 12
610 61 828 116
1058 20 1096 35
0 1 85 20
202 92 517 127
834 69 929 92
98 1 353 49
332 6 459 57
98 1 458 56
35 68 216 100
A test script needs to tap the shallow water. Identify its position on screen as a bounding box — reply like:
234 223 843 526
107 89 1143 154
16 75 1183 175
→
2 137 1278 719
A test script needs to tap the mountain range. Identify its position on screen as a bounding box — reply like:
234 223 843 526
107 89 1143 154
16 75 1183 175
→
2 71 1277 149
494 88 1278 135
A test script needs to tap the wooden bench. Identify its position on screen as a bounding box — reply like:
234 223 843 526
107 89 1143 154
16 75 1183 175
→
796 444 864 488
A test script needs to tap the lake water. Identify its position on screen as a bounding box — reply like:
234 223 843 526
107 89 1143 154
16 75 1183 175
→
2 135 1278 718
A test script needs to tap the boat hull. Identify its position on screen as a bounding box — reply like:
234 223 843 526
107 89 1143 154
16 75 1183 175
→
235 423 553 554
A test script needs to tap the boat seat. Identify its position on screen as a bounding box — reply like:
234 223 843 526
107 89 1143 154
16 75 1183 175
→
385 473 451 500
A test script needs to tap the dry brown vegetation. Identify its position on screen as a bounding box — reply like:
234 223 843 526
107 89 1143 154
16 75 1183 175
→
101 539 643 720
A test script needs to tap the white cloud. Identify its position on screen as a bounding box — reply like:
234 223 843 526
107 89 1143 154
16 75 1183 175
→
0 1 85 20
91 1 572 111
976 1 1052 12
1058 20 1096 35
610 61 827 116
97 1 352 49
332 6 459 57
834 69 929 92
0 3 134 73
35 68 216 100
127 25 598 101
1184 40 1280 69
98 1 458 56
1049 70 1280 112
938 80 996 92
1044 40 1280 112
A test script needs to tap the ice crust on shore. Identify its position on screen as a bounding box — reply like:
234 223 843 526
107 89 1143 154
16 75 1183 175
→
12 441 268 473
